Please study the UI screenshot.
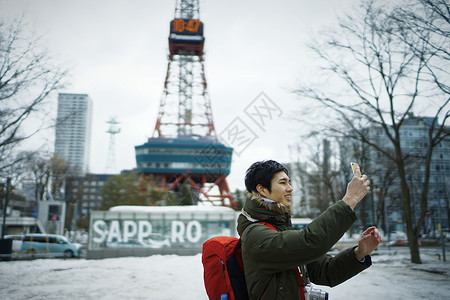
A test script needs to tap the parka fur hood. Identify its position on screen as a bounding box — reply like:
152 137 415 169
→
237 191 292 236
247 191 292 215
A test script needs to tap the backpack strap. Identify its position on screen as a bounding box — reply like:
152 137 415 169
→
258 221 277 231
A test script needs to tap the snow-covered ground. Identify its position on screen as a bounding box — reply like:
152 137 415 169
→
1 247 449 300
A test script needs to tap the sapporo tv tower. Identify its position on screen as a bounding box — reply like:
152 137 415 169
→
134 0 236 208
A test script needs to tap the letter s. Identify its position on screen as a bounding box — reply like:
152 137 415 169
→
93 220 107 243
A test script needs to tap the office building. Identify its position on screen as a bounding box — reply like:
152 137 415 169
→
65 173 112 220
367 113 449 232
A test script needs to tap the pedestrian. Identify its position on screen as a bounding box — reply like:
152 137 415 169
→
238 160 382 300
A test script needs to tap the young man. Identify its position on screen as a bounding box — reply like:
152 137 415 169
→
237 160 382 300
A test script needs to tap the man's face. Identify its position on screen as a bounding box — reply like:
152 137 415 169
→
262 171 293 207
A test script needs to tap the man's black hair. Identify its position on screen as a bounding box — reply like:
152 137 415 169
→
245 160 289 193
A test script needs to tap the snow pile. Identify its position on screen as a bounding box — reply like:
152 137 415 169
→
0 250 449 299
319 251 450 299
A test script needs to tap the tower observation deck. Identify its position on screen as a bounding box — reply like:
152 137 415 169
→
135 0 235 208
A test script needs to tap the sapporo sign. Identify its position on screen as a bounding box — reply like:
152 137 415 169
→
92 219 203 245
88 206 237 252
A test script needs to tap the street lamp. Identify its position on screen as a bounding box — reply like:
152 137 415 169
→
375 185 390 249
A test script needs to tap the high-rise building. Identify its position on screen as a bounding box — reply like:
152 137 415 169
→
54 93 93 176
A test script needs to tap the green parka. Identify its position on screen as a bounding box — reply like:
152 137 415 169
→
237 192 372 300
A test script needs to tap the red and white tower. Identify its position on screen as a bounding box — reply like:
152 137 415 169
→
135 0 236 208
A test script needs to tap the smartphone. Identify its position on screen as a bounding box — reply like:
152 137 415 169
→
350 162 361 177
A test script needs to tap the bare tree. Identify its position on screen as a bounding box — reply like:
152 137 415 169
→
372 163 398 234
394 0 449 95
291 137 345 216
293 0 449 263
49 154 71 199
21 151 70 209
21 151 52 217
64 176 86 232
11 150 71 233
0 17 68 174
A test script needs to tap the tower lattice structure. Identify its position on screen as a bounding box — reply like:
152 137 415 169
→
135 0 236 208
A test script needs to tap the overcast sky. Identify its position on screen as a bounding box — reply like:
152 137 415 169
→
1 0 356 190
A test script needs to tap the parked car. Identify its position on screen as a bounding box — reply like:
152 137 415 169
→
107 235 171 249
107 240 150 249
20 234 83 258
3 235 25 252
387 231 408 246
291 218 313 230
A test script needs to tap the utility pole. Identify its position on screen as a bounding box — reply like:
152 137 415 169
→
438 200 446 262
1 177 11 238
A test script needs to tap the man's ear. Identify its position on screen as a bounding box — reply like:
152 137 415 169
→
256 184 267 197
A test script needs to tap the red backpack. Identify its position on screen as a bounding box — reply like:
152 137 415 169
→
202 222 276 300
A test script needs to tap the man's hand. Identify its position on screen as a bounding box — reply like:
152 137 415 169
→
354 227 382 261
342 166 371 209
